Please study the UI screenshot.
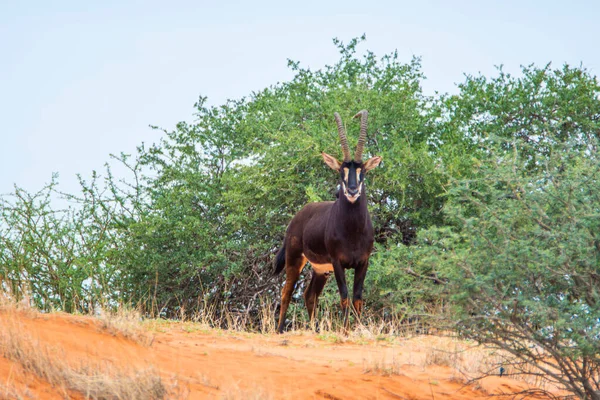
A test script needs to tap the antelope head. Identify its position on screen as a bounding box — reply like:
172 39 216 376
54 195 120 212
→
322 110 382 204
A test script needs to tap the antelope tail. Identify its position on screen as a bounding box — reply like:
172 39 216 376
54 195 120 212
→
274 242 286 275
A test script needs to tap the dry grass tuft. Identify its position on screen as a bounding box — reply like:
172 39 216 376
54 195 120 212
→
0 317 169 400
196 372 220 390
424 346 462 368
0 286 36 319
419 337 482 384
0 383 30 400
96 307 155 346
417 336 557 390
362 353 402 376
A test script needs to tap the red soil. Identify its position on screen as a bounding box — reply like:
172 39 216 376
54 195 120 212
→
0 309 559 399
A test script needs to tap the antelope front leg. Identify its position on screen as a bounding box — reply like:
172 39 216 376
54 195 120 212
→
352 261 368 319
332 261 349 330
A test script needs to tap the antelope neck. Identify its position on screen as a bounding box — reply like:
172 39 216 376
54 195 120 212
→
335 186 368 224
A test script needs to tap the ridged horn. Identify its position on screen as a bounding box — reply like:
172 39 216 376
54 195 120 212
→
334 112 351 162
353 110 368 162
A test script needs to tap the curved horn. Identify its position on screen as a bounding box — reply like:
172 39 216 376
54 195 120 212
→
353 110 368 162
334 112 351 162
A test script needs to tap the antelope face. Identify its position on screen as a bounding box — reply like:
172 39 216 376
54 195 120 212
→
322 154 383 204
341 162 363 203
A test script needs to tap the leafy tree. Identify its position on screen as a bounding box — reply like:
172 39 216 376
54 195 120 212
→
115 36 454 318
408 64 600 396
441 63 600 166
0 174 125 312
426 137 600 397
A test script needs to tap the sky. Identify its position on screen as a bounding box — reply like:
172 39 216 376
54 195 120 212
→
1 0 599 197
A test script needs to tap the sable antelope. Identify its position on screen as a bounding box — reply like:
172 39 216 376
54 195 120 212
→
274 110 382 333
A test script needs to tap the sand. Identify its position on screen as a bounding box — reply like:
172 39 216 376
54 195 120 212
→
0 308 560 399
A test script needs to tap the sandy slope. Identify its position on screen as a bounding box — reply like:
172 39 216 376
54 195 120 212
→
0 309 558 399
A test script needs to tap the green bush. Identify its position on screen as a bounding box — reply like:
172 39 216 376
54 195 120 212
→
422 137 600 396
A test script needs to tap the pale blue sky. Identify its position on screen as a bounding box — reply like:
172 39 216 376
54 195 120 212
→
1 0 598 196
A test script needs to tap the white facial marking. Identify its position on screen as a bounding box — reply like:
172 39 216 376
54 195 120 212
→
341 166 364 204
343 181 361 203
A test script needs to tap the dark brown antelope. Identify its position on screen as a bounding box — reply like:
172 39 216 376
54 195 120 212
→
274 110 382 333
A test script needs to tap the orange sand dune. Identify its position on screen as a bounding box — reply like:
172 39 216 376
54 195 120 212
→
0 309 559 399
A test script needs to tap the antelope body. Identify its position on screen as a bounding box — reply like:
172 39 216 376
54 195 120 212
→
274 111 382 333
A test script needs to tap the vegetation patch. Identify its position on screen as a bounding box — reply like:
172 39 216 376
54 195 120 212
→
0 316 169 399
1 35 599 398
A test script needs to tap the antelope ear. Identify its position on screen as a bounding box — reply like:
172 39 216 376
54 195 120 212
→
321 152 341 171
363 156 382 172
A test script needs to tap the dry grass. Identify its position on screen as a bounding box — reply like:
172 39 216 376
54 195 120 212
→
96 307 155 346
0 288 36 319
188 298 280 335
424 340 463 368
416 336 559 392
196 372 220 390
0 383 30 400
362 353 402 376
179 297 429 342
0 317 170 400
